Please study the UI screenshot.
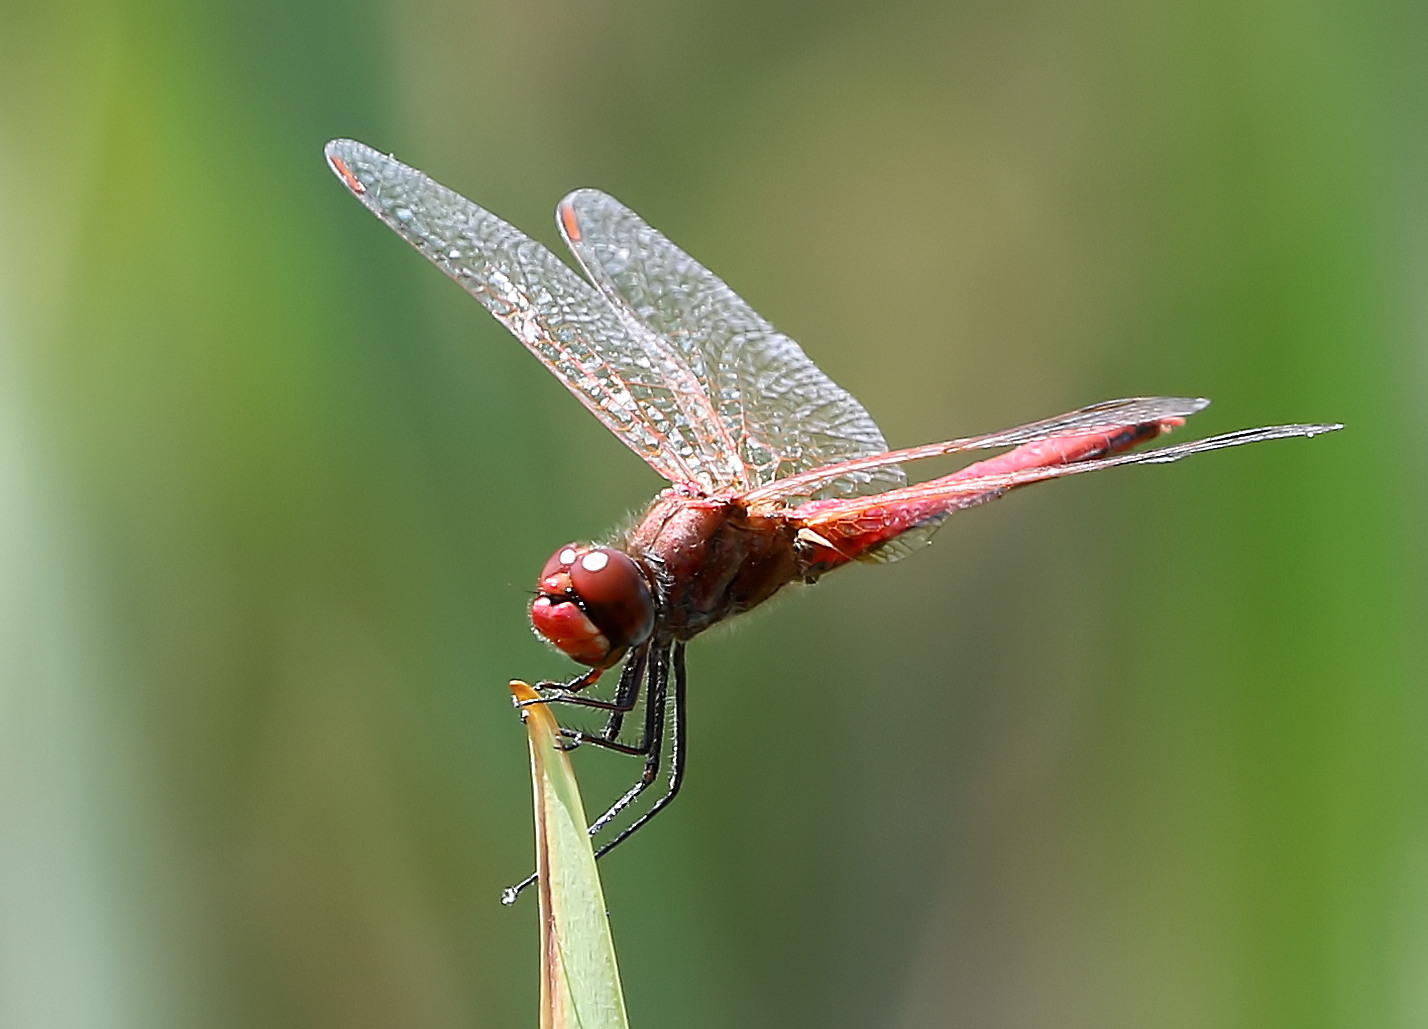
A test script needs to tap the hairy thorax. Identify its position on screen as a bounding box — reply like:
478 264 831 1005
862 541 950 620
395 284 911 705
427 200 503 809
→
622 487 810 640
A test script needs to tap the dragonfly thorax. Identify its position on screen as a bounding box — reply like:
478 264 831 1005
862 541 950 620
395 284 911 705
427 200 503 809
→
531 544 656 668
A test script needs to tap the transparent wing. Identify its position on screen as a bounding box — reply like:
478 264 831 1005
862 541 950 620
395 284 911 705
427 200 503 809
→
797 420 1342 564
740 396 1213 506
324 139 740 488
557 189 903 499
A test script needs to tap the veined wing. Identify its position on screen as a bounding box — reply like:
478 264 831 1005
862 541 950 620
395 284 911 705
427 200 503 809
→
324 139 737 488
742 396 1212 506
556 189 903 499
794 419 1342 563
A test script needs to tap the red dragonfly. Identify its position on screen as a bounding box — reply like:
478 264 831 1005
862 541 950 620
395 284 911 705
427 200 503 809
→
324 139 1339 903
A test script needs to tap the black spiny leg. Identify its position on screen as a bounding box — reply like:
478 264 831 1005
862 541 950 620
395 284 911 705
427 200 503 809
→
592 641 687 860
522 659 622 711
517 647 647 752
570 643 652 752
501 643 666 904
501 642 690 905
585 643 670 836
598 653 642 742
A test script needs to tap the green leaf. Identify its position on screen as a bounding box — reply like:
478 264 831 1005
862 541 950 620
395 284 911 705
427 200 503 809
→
508 680 631 1029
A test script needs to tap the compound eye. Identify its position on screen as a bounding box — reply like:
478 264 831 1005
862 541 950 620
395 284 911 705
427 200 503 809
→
567 548 655 651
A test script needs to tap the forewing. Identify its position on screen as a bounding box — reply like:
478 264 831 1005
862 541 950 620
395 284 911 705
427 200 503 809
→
324 140 737 488
558 189 904 499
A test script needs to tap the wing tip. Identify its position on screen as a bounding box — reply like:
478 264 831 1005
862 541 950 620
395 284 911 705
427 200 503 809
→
557 197 582 243
326 155 365 195
323 137 373 164
556 189 618 244
324 139 389 195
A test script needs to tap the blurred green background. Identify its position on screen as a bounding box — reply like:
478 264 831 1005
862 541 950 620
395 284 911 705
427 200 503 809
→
1 0 1421 1026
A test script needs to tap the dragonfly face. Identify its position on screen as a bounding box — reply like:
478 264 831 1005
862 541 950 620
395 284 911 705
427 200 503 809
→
532 544 656 669
322 138 1341 904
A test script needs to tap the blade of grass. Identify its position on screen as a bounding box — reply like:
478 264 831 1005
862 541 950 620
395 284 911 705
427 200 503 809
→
508 680 631 1029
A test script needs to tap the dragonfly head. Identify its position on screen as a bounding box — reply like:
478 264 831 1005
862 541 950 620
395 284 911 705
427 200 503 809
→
531 544 655 668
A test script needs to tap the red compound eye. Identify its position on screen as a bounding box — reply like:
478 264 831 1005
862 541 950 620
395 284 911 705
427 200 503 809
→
531 545 655 668
568 548 655 650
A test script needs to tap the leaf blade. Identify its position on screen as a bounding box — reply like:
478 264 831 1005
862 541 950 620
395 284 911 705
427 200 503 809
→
510 680 630 1029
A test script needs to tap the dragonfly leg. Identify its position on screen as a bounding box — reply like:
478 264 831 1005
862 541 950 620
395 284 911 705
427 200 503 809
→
597 648 647 741
516 650 640 712
591 642 688 856
584 644 671 836
522 691 628 712
533 666 603 694
501 643 681 905
553 649 656 755
556 727 647 755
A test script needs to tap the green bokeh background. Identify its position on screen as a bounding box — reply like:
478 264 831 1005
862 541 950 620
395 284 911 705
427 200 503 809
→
2 0 1421 1026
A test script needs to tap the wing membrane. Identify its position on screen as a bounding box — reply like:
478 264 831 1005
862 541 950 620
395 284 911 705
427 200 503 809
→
324 140 739 488
798 421 1343 563
557 189 902 499
743 396 1210 506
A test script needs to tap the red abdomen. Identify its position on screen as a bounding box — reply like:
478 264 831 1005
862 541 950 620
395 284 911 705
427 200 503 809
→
793 420 1180 571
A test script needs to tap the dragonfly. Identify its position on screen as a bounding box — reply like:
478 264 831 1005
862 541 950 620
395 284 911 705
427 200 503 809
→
323 139 1340 904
